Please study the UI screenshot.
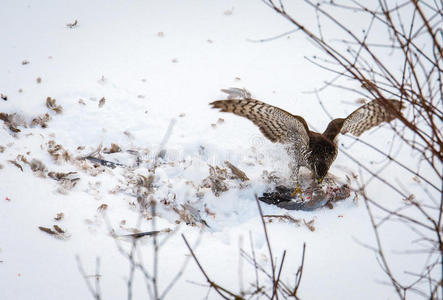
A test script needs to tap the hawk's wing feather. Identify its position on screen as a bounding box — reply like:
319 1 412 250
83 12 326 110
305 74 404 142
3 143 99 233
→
210 98 310 146
340 99 403 136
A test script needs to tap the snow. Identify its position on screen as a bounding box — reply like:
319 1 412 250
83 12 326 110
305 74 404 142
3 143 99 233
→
0 1 439 299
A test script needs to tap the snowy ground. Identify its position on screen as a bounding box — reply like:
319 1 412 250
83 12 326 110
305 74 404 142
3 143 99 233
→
0 1 439 299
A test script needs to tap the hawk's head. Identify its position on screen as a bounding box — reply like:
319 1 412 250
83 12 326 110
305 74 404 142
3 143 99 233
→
312 160 330 183
309 136 337 183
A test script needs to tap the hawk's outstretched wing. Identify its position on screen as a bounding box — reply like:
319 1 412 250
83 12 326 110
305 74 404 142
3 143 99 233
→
340 99 403 136
210 93 310 146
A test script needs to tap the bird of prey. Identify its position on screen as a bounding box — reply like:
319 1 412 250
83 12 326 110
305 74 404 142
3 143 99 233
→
210 88 403 193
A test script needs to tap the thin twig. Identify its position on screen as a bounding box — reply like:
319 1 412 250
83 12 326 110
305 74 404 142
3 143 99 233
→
292 243 306 299
255 196 277 299
75 255 102 300
182 234 245 300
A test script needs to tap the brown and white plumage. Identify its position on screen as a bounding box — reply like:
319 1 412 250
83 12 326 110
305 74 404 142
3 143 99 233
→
210 88 403 183
210 98 309 143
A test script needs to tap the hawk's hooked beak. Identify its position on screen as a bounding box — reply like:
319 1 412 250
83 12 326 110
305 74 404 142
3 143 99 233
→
317 178 323 184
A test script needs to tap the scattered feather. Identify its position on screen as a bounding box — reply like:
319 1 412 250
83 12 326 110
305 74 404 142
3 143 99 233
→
46 97 63 114
303 219 316 232
66 19 78 28
264 214 301 225
31 113 51 128
103 143 121 154
54 212 64 221
38 225 70 239
202 165 228 196
221 87 251 99
173 203 209 227
85 156 125 169
8 160 23 171
39 226 56 235
224 161 249 181
98 97 105 108
53 225 64 234
48 171 78 181
0 112 25 133
47 141 71 163
30 158 47 174
97 203 108 212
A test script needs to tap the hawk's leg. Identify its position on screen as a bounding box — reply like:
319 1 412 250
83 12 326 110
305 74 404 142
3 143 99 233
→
290 165 304 199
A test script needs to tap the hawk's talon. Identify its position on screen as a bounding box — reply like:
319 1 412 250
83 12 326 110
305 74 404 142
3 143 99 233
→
290 184 304 200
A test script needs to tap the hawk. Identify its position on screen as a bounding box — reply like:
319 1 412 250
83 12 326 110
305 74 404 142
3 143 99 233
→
210 88 403 191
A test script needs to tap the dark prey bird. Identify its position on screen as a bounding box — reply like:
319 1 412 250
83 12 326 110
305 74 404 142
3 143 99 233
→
210 88 403 193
